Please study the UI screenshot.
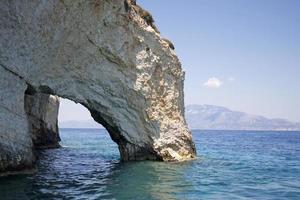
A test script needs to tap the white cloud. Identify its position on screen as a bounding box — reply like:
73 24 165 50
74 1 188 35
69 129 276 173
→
228 77 235 82
203 77 223 88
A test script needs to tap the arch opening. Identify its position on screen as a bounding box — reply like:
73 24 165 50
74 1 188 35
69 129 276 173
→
24 91 122 158
57 98 120 161
24 89 163 162
58 98 102 129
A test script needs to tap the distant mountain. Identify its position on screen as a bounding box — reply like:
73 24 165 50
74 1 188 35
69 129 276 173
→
59 105 300 131
59 120 103 129
185 104 300 131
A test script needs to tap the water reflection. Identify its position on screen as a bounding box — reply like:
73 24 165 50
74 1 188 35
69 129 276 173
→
24 150 192 199
0 127 192 200
1 130 299 200
106 161 192 200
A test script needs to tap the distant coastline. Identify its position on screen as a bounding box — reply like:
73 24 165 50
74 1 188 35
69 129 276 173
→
59 127 300 132
59 104 300 131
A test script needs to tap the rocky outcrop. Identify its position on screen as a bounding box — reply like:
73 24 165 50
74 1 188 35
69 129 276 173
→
25 93 60 149
0 66 36 173
0 0 196 173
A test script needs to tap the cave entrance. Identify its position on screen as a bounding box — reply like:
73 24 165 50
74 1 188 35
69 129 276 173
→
58 98 102 129
24 90 120 160
56 98 119 160
23 83 166 162
27 97 120 179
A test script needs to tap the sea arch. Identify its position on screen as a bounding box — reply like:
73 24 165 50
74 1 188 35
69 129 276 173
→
0 0 196 173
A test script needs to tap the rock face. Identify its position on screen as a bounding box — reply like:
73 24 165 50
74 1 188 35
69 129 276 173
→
0 0 196 173
0 66 35 173
25 93 60 148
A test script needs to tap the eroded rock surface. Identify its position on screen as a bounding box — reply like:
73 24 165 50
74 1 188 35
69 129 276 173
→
25 93 60 149
0 0 196 173
0 67 35 173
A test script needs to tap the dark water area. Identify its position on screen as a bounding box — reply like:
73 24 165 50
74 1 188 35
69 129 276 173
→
0 129 300 199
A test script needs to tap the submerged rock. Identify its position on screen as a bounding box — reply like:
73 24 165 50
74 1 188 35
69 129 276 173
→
0 0 196 173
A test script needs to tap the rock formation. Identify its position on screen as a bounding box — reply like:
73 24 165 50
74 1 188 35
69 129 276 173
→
0 0 196 174
25 93 60 149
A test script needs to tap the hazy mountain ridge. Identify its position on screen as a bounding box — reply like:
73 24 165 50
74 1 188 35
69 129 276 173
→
59 120 103 129
185 105 300 131
60 105 300 131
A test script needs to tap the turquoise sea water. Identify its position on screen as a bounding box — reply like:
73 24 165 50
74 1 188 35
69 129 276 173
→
0 129 300 199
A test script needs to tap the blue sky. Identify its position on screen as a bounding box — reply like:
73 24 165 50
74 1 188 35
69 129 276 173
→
139 0 300 122
59 0 300 122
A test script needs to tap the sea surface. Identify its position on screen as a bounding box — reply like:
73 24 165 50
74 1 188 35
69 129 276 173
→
0 129 300 200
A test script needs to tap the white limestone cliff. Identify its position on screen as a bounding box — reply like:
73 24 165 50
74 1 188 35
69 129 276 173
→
0 0 196 173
